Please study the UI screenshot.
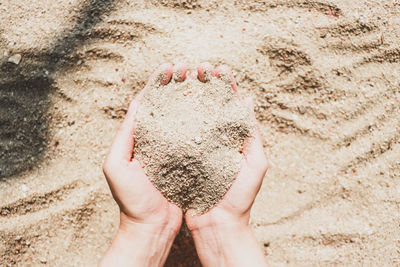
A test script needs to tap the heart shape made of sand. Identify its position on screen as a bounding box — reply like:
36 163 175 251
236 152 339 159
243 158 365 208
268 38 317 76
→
134 76 253 213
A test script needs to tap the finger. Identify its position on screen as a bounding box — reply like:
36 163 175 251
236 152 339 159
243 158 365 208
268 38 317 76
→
214 65 240 97
197 62 214 82
173 62 188 82
220 99 267 206
135 63 173 104
242 97 268 170
110 63 172 162
107 63 173 163
107 99 140 163
151 63 173 86
204 98 267 210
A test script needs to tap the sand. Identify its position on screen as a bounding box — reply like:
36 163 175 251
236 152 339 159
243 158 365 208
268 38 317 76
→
134 76 252 213
1 0 400 266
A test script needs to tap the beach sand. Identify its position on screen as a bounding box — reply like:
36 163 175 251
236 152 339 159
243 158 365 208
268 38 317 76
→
1 0 399 265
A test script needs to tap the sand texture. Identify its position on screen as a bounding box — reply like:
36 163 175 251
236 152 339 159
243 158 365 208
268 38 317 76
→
135 77 252 213
1 0 400 266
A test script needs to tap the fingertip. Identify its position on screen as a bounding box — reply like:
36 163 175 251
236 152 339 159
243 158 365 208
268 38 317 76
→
150 63 173 86
159 63 173 85
215 65 239 93
173 62 187 82
197 62 214 82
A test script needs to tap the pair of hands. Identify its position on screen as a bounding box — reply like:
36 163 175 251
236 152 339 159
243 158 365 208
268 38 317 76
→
100 63 268 267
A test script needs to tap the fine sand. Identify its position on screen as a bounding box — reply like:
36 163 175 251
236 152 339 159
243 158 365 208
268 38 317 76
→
1 0 400 266
135 75 252 213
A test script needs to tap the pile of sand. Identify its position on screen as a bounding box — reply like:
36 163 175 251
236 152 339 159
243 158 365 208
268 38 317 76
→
134 75 253 213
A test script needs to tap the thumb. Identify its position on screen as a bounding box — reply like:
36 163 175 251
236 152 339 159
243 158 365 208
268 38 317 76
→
107 99 140 163
242 97 268 171
243 96 254 110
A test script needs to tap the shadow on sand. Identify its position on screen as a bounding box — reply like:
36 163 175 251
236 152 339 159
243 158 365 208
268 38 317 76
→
0 0 117 178
0 1 200 265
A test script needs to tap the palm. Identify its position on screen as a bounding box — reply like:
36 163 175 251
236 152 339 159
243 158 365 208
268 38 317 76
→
186 64 268 230
103 63 185 229
110 159 182 225
186 146 267 230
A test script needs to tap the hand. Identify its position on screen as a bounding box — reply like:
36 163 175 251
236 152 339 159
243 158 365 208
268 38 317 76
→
185 63 269 267
100 63 187 267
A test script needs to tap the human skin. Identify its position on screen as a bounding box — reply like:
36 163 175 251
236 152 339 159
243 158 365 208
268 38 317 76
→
100 63 268 267
100 63 185 267
185 63 269 267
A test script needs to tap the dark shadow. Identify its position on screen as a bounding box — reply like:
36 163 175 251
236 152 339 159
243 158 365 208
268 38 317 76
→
0 0 117 178
1 2 202 264
0 79 53 177
165 222 202 267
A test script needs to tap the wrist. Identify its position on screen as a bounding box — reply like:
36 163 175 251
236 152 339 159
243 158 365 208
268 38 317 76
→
100 213 179 267
186 206 250 234
119 212 180 238
191 223 253 266
188 218 267 267
190 220 250 245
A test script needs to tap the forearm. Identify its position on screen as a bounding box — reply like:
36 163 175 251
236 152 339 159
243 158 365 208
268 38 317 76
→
191 223 268 267
100 214 178 267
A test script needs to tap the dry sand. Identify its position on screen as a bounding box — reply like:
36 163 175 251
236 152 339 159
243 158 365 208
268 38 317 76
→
135 76 252 213
1 0 400 266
